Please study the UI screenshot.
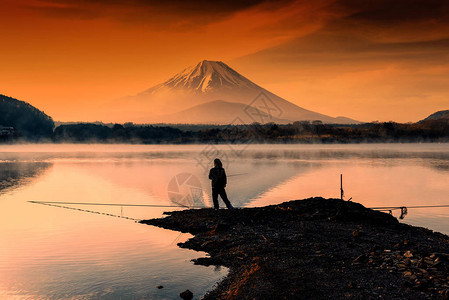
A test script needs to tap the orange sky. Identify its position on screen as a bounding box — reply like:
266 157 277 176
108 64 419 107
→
1 0 448 123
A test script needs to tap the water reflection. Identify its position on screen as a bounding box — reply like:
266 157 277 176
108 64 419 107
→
0 146 229 299
0 162 52 195
74 159 321 208
424 160 449 172
1 144 449 299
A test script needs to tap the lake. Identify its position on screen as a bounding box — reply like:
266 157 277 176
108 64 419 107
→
1 143 449 299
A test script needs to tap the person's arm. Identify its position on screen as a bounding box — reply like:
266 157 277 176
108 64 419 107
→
209 169 213 180
223 169 227 186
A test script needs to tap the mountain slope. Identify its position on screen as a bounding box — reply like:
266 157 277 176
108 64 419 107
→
0 94 54 138
423 110 449 121
110 60 359 124
158 100 290 124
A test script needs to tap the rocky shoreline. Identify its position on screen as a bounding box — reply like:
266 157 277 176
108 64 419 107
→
140 198 449 299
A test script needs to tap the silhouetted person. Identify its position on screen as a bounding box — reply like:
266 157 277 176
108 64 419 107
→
209 158 233 209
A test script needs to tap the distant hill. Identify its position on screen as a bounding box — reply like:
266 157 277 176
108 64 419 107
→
107 60 360 124
423 110 449 121
159 100 290 124
0 94 54 139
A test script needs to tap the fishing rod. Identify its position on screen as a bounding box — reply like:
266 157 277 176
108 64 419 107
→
30 198 449 222
32 201 449 211
29 200 218 224
30 200 142 221
29 200 206 208
29 200 189 245
369 204 449 220
370 204 449 209
29 173 246 209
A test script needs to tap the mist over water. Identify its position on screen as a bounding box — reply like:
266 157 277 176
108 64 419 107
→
1 143 449 298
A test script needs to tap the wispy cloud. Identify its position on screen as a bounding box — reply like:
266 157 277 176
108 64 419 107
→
23 0 296 26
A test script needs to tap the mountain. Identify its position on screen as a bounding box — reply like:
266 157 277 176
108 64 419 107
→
0 94 54 139
423 110 449 121
159 100 290 124
109 60 359 124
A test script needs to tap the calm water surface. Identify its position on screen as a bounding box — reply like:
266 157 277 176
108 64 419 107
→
1 143 449 298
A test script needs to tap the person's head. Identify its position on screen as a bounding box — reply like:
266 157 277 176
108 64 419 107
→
214 158 222 168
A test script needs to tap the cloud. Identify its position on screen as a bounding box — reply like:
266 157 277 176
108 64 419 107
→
339 0 448 23
24 0 295 25
4 0 449 123
234 0 449 66
329 0 449 43
231 0 449 122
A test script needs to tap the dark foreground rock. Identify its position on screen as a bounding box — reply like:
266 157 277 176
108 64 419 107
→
140 198 449 299
180 289 193 300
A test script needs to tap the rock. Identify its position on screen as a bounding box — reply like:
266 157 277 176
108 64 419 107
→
404 251 413 258
214 223 230 232
353 254 368 264
418 268 428 274
180 289 193 300
201 240 214 247
403 258 411 266
140 197 449 299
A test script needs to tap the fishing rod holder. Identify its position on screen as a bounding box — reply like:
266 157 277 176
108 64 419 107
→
372 206 408 220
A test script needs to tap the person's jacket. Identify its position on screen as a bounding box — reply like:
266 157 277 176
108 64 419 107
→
209 167 227 189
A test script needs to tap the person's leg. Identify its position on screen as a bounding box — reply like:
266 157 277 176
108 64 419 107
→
212 188 219 209
218 188 233 209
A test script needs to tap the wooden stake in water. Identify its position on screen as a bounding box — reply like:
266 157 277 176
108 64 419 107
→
340 174 344 200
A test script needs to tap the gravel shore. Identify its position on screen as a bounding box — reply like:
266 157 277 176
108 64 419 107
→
141 198 449 299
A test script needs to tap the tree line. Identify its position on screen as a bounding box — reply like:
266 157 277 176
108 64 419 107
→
48 119 449 143
2 93 448 144
2 117 449 144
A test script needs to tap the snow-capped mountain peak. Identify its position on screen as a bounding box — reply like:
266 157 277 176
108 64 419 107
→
110 59 359 124
143 60 257 94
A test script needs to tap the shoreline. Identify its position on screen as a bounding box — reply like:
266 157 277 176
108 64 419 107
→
141 198 449 299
